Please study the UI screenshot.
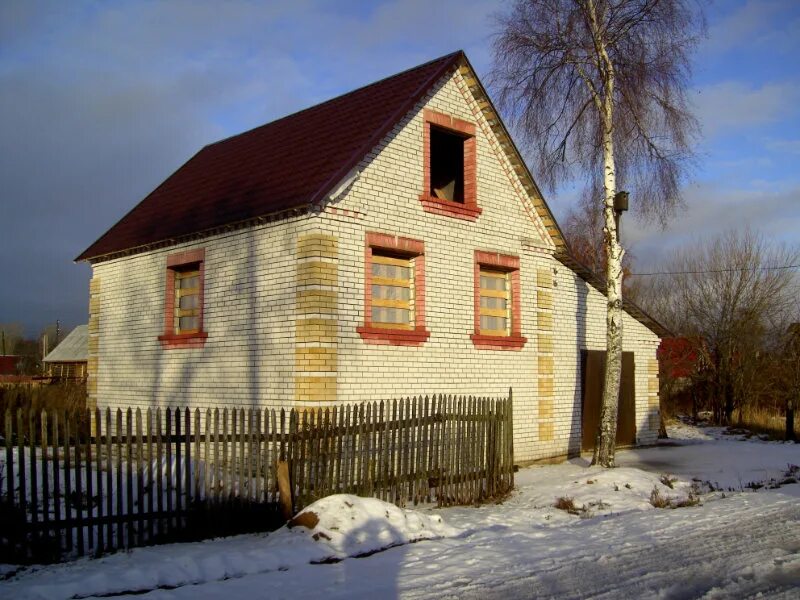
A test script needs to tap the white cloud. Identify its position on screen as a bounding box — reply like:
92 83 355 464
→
693 81 800 138
626 183 800 269
704 0 792 55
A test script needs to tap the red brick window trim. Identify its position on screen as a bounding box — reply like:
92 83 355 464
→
357 233 430 346
471 250 526 351
158 248 208 349
419 108 481 221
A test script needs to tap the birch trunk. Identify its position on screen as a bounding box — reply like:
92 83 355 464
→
592 59 625 468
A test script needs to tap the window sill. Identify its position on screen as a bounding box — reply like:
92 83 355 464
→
470 334 527 351
419 194 481 221
158 332 208 349
357 326 430 346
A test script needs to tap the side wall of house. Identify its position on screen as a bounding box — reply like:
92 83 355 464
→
90 214 316 412
310 67 657 461
311 68 660 462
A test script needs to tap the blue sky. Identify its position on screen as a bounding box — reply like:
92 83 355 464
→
1 0 798 336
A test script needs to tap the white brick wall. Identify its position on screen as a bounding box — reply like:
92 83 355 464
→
318 69 661 462
93 214 317 412
91 67 661 462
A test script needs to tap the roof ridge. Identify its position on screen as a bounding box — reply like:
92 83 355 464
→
205 50 464 150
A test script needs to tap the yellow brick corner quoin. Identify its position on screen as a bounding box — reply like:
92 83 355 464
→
294 234 338 403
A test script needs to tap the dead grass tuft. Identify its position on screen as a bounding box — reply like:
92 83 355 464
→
554 496 579 514
650 486 700 509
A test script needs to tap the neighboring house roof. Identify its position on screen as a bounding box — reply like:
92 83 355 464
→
77 50 567 262
43 325 88 363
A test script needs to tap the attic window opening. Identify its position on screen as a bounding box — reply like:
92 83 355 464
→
430 127 465 203
419 109 480 221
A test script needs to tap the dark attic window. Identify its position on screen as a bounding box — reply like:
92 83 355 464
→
429 127 465 203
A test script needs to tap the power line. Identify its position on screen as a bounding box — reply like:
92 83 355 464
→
629 264 800 277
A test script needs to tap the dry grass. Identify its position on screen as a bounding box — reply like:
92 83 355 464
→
650 486 700 509
554 496 580 515
0 383 87 437
735 406 798 441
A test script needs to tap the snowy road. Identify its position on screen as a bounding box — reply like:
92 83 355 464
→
117 483 797 600
4 422 799 599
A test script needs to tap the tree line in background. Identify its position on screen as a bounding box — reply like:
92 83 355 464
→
635 229 799 441
0 322 71 375
563 207 799 441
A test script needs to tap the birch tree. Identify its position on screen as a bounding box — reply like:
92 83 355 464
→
491 0 705 466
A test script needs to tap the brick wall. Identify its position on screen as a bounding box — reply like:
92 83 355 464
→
316 68 661 462
92 214 316 411
90 66 660 462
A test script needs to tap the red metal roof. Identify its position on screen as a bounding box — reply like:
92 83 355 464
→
78 51 463 261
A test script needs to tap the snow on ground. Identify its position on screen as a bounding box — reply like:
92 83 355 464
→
2 420 799 600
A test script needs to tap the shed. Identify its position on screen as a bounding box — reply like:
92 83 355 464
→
43 325 88 380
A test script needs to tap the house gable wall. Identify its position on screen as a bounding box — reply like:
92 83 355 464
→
316 68 660 462
91 67 660 462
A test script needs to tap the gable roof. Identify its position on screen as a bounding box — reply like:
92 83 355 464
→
78 52 461 261
43 325 88 363
78 51 568 262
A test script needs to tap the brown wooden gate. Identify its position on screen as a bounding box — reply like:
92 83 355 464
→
580 350 636 451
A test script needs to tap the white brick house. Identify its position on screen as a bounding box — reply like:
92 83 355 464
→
78 51 664 464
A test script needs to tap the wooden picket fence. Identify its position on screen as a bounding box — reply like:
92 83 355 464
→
0 393 514 562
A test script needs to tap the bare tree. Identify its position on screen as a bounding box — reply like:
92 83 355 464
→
637 229 800 426
491 0 705 465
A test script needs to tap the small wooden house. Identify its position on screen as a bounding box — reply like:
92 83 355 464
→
43 325 88 381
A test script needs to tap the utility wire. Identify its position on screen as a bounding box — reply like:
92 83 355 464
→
628 264 800 277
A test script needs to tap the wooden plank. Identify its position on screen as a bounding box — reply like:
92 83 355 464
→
456 397 464 504
117 408 127 549
409 398 417 505
211 409 219 504
96 408 105 551
28 410 39 549
63 410 73 552
271 409 278 500
378 401 387 502
17 409 27 534
336 406 345 495
204 408 212 503
343 404 358 494
288 410 298 513
175 408 182 537
292 410 308 510
183 409 191 518
136 409 145 546
84 410 93 551
221 408 229 502
276 460 292 521
362 402 370 497
230 408 239 502
126 409 134 548
254 409 262 503
75 410 84 555
156 408 164 538
107 409 115 550
166 408 174 537
41 410 50 547
146 409 154 542
4 410 12 507
238 408 246 502
193 409 201 502
52 411 62 552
